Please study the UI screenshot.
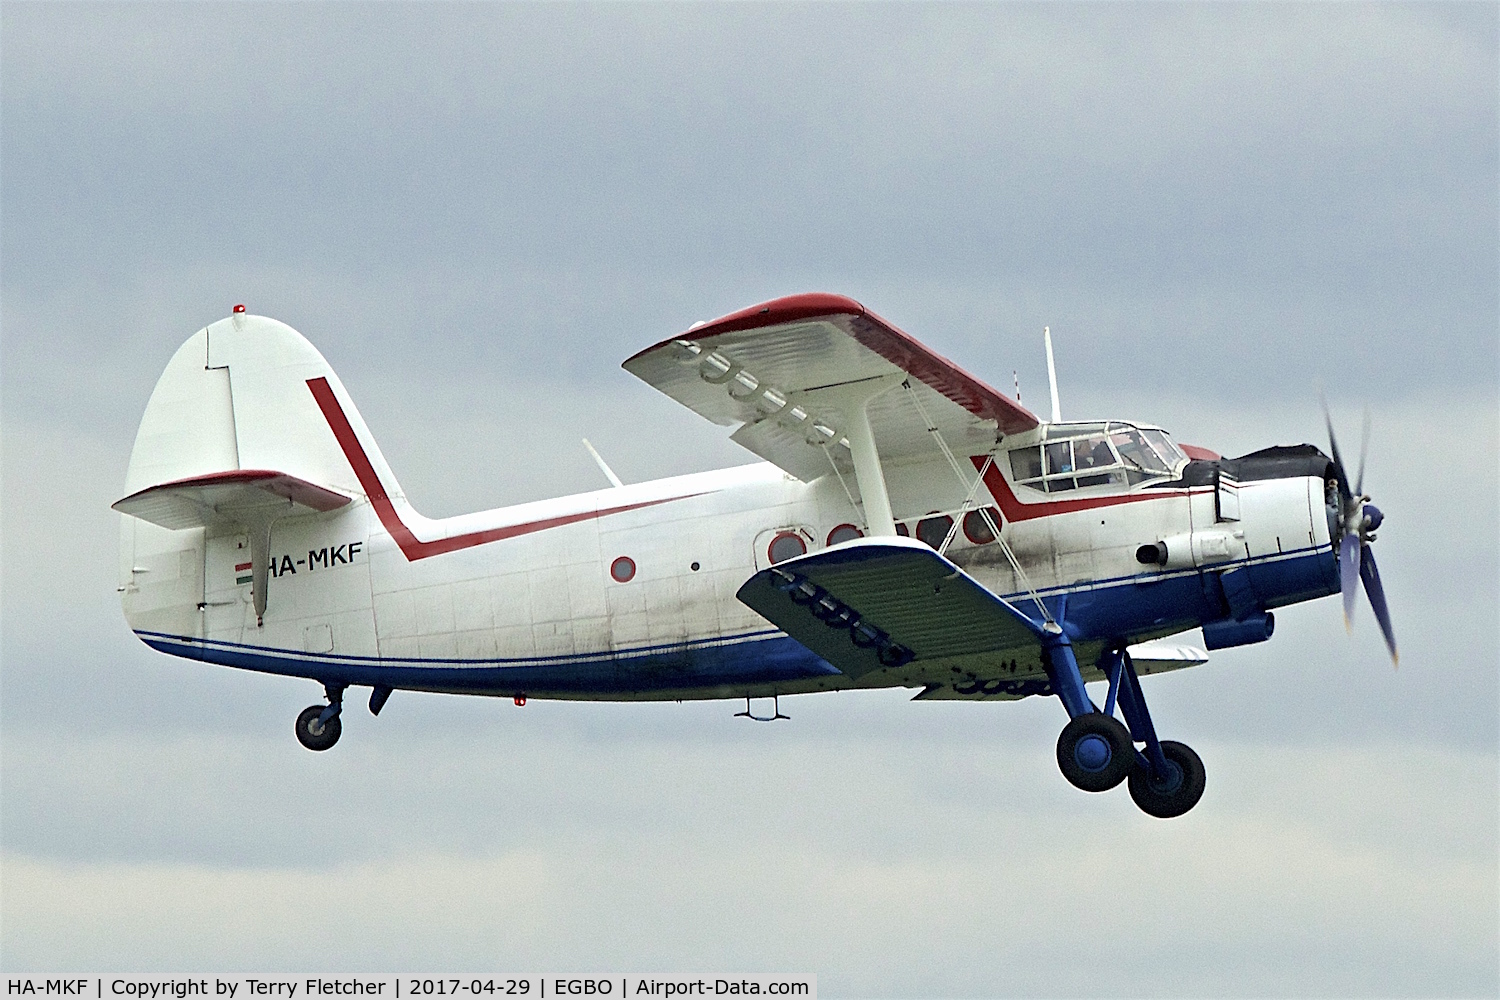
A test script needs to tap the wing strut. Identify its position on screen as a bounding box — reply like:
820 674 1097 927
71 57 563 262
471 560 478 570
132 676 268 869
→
845 398 897 537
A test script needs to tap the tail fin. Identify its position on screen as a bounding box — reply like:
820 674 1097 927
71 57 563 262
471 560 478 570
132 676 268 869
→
120 312 400 500
116 312 399 627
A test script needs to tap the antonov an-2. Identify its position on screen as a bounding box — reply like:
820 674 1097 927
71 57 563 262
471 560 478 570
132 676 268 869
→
115 294 1396 818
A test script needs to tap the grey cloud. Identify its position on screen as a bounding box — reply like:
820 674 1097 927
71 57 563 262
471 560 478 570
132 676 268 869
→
4 5 1495 400
2 735 1495 994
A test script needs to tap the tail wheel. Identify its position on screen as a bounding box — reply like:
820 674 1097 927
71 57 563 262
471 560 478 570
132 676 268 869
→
295 704 342 751
1128 740 1206 818
1056 713 1134 792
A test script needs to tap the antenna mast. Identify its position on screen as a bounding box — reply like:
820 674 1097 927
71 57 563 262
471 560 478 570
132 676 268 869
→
1044 326 1061 423
582 438 625 488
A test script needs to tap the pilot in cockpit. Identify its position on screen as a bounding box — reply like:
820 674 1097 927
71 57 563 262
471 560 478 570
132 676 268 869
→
1076 436 1116 471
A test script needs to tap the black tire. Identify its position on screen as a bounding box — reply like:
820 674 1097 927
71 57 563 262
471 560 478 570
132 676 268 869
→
1128 740 1206 818
1056 713 1135 792
295 704 342 751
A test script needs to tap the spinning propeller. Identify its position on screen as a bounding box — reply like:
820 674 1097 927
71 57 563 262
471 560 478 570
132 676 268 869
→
1324 404 1399 666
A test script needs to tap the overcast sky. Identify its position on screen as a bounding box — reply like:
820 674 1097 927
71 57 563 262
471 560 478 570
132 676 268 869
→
2 3 1496 995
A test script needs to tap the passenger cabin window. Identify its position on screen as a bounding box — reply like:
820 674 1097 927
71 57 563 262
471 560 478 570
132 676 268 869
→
827 524 862 546
915 514 953 549
768 532 807 564
1009 422 1186 493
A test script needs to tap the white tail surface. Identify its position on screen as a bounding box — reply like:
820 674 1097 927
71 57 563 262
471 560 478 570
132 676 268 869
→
125 313 400 498
118 312 398 634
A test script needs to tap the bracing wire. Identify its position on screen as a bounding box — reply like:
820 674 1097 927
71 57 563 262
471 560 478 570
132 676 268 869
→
901 379 1054 625
821 443 863 525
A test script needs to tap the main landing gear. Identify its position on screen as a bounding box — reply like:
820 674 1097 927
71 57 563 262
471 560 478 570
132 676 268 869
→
294 682 394 751
295 682 346 752
1043 634 1206 818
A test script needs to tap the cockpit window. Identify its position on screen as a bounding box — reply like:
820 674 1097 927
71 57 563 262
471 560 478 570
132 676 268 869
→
1110 426 1172 483
1009 446 1043 481
1044 441 1073 475
1074 434 1115 471
1009 422 1186 493
1142 428 1186 467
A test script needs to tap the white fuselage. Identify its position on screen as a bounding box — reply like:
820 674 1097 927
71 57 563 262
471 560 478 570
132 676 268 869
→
125 437 1336 702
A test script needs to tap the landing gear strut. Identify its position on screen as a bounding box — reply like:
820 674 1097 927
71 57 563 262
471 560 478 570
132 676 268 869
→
1043 632 1206 818
295 682 345 751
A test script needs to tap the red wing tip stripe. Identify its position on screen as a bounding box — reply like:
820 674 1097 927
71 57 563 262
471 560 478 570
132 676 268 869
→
306 376 711 561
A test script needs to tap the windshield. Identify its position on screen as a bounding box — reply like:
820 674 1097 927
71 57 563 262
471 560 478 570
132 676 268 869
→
1008 422 1186 493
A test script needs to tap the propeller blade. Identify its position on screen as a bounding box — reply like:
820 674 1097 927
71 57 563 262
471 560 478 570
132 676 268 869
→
1359 545 1399 667
1340 532 1361 629
1322 399 1353 504
1355 408 1371 498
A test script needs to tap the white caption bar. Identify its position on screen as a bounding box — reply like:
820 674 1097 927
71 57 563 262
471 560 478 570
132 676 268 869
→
2 977 814 1000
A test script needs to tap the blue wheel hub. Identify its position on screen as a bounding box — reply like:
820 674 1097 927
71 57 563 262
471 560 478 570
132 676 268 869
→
1075 733 1112 772
1148 759 1184 794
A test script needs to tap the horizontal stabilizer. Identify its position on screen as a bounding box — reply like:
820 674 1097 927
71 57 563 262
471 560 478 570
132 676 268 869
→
737 537 1041 680
113 469 350 531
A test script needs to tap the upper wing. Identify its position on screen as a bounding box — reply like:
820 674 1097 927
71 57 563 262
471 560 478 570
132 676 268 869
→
736 536 1043 681
624 293 1039 481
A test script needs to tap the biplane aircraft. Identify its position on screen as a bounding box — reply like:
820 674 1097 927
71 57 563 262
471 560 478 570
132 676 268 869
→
115 294 1396 817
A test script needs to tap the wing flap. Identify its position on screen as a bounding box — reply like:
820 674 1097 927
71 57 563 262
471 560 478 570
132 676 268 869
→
112 469 350 530
736 537 1041 680
911 641 1209 700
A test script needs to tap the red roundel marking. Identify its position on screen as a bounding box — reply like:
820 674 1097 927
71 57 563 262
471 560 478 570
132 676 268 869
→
610 556 636 583
826 523 863 546
768 531 807 564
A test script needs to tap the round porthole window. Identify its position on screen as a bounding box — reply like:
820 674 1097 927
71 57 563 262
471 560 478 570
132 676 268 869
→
610 556 636 583
826 523 863 546
915 514 954 549
963 507 1001 544
768 532 808 564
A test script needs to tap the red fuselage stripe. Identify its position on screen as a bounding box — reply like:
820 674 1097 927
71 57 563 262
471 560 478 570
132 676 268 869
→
306 377 701 561
975 455 1190 522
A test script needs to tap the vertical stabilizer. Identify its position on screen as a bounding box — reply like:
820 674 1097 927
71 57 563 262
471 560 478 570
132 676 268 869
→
119 312 398 631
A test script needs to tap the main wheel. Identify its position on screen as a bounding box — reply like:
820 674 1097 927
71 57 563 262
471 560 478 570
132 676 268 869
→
295 704 342 751
1128 740 1206 818
1056 713 1135 792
